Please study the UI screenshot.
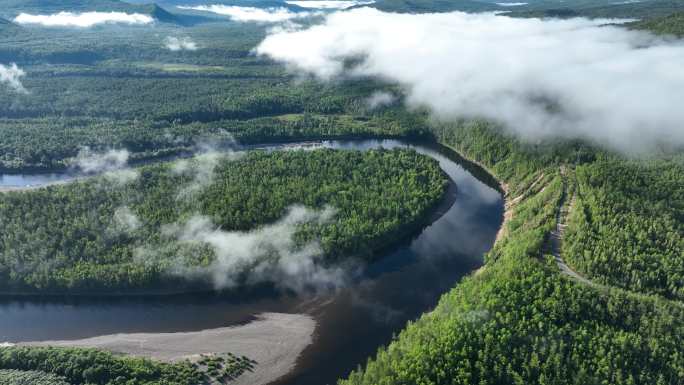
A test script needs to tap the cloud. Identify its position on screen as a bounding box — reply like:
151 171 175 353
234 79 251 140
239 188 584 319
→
172 145 243 200
13 12 154 28
73 147 139 185
165 36 198 51
177 5 314 22
162 205 346 292
112 206 142 233
0 63 27 93
366 91 397 109
256 9 684 153
495 2 528 6
285 1 375 9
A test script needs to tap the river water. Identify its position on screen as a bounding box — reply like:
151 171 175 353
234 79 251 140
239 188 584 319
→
0 139 503 385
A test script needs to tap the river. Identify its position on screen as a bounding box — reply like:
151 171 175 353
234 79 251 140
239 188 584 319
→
0 139 503 385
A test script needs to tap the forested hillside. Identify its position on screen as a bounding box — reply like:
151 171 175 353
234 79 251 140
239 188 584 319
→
631 11 684 36
564 159 684 299
340 119 684 385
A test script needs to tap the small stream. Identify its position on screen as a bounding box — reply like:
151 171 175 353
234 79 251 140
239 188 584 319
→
0 139 503 385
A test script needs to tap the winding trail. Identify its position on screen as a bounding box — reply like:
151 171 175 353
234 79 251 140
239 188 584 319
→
547 167 597 287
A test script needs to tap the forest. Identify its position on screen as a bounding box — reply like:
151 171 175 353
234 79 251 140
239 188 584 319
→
0 148 447 292
564 159 684 300
1 1 684 384
340 120 684 385
340 179 684 385
0 346 207 385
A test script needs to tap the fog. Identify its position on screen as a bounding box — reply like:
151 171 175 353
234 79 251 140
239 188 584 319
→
14 12 154 27
165 36 198 51
284 1 376 9
0 63 26 93
172 148 244 200
73 147 139 185
177 5 315 22
366 91 397 109
161 205 348 292
256 9 684 153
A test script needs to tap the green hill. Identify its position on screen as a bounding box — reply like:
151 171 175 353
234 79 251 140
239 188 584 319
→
508 0 684 19
631 11 684 36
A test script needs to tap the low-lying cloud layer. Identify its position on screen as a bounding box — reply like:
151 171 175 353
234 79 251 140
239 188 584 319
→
0 63 27 93
495 2 528 6
257 9 684 153
14 12 154 27
285 0 375 9
165 36 198 51
178 5 313 22
162 205 346 291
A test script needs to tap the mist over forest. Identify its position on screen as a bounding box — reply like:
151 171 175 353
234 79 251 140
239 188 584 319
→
0 1 683 385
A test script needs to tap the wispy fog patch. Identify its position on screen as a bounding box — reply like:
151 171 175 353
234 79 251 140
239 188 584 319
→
0 63 27 93
14 12 154 28
165 36 198 51
172 149 244 200
112 206 142 233
73 147 139 185
366 91 396 110
177 5 315 22
75 148 129 173
285 0 375 9
257 9 684 153
162 205 346 292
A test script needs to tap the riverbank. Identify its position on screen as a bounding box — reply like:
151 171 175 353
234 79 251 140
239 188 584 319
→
19 312 315 385
1 138 503 385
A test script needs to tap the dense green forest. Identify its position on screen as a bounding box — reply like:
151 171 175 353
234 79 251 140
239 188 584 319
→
0 20 422 170
564 159 684 300
0 369 70 385
631 11 684 36
340 121 684 385
0 346 207 385
0 148 447 292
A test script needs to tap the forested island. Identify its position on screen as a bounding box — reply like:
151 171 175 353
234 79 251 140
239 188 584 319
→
0 148 447 292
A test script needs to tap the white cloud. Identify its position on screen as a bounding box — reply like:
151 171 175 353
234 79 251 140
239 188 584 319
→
113 206 142 233
366 91 396 109
496 2 528 6
285 0 375 9
165 36 198 51
0 63 27 93
177 5 314 22
13 12 154 28
73 148 139 185
256 9 684 153
163 205 346 291
172 150 243 200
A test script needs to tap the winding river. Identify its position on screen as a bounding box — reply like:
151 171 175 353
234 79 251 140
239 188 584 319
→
0 139 503 385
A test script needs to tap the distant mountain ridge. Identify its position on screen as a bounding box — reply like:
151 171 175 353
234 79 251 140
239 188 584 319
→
0 0 179 24
0 17 21 35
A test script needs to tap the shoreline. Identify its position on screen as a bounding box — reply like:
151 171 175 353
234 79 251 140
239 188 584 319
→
19 312 316 385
